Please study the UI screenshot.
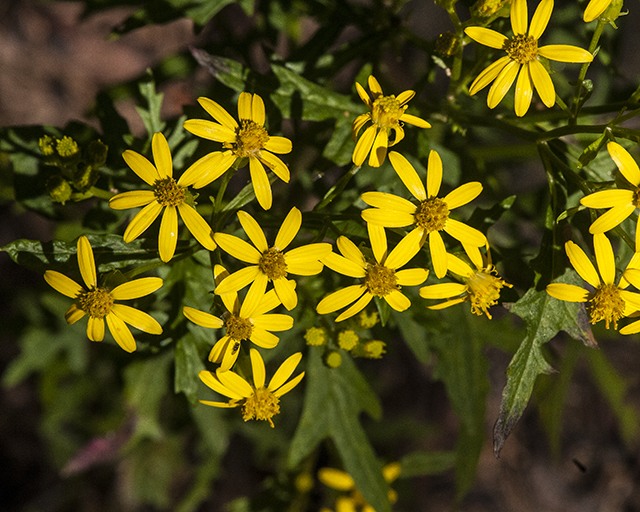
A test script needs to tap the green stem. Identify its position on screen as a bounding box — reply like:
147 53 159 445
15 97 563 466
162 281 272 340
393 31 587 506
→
88 186 115 201
570 19 605 121
313 164 361 211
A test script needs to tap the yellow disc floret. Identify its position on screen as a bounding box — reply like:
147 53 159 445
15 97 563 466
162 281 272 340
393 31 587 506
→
229 120 270 158
503 34 538 64
337 330 359 351
259 247 288 280
365 262 398 297
154 177 185 206
590 284 625 329
77 288 114 319
415 198 450 232
371 95 406 129
225 315 253 340
465 267 512 319
242 387 280 427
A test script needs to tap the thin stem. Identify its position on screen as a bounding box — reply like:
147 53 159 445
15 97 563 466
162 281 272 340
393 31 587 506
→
570 19 605 121
88 186 115 201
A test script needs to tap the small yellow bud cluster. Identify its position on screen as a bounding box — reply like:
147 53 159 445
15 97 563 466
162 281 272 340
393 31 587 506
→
304 327 328 346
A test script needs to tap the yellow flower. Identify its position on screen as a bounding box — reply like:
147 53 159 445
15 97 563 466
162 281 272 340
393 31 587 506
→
361 150 486 279
183 92 292 210
214 207 332 310
109 132 216 262
183 265 293 372
352 75 430 168
583 0 613 22
580 142 640 247
419 244 512 318
198 348 305 427
317 224 429 322
546 233 640 329
44 236 163 352
318 462 401 512
464 0 593 117
618 269 640 335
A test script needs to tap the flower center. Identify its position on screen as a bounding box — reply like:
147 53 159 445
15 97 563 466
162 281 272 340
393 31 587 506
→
415 198 449 232
590 283 625 329
503 34 538 64
77 288 114 319
242 387 280 427
465 267 512 319
225 315 253 340
259 247 288 280
154 177 185 206
371 95 406 129
228 119 270 158
365 262 398 297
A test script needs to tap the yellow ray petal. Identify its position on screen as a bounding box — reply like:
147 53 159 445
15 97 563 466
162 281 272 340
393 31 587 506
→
445 219 487 247
428 297 467 310
253 313 294 332
251 94 265 126
429 231 448 279
447 253 474 277
356 81 372 108
487 60 520 109
178 151 226 188
368 224 387 264
588 203 636 234
217 369 254 398
249 327 280 349
469 56 511 96
546 283 589 302
219 345 241 372
286 260 324 276
122 150 160 186
237 92 252 120
352 113 371 140
361 191 416 214
193 151 237 189
183 119 236 143
537 45 593 63
123 201 163 242
368 128 388 168
584 0 611 22
361 208 416 228
273 277 297 310
106 312 136 352
44 270 83 298
199 369 243 399
178 203 217 251
514 63 534 117
317 285 367 314
151 132 172 179
87 316 105 342
384 289 411 312
111 277 163 300
199 400 238 408
464 27 509 49
197 96 238 130
608 141 640 186
109 190 156 210
565 240 600 288
395 268 429 286
77 236 97 289
183 306 224 329
335 291 373 322
368 75 383 95
275 207 301 250
388 151 427 201
209 336 230 364
323 253 366 278
385 227 425 270
529 59 555 108
420 282 467 299
65 304 85 324
426 150 443 199
352 125 377 166
510 0 528 35
619 319 640 336
396 89 415 105
593 233 615 285
214 266 261 296
158 205 178 262
399 113 430 128
444 182 483 210
111 304 162 335
237 211 268 253
249 157 272 210
259 150 290 182
215 233 262 263
273 371 304 397
268 351 302 391
581 189 634 209
528 0 553 39
239 273 269 318
249 348 266 389
264 136 292 154
337 236 366 265
285 243 332 264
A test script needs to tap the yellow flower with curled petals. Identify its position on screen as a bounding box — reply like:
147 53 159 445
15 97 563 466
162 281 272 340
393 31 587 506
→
317 224 429 322
109 132 216 262
318 462 401 512
214 207 332 311
198 348 304 427
352 75 430 168
580 142 640 248
419 244 512 318
183 92 292 210
44 236 163 352
465 0 593 117
546 233 640 329
184 265 293 372
361 150 486 279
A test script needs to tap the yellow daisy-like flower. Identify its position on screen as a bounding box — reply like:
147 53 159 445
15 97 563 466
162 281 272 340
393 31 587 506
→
546 233 640 329
198 348 305 427
583 0 613 22
464 0 593 117
183 92 292 210
109 132 216 263
361 150 486 279
618 269 640 335
419 244 512 319
44 236 163 352
580 142 640 247
317 224 429 322
214 207 332 311
352 75 431 168
184 265 293 372
318 462 401 512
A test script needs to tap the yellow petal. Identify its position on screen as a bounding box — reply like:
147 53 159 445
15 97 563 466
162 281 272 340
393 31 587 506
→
384 289 411 312
444 219 487 246
584 0 611 22
608 142 640 186
253 313 294 332
385 227 425 270
199 400 239 408
65 304 85 324
178 203 217 251
251 94 266 126
426 150 443 199
396 90 415 105
192 151 237 189
581 189 634 208
183 306 224 329
356 81 372 108
368 224 387 264
199 369 243 400
335 292 373 322
183 119 236 143
111 304 162 335
273 277 298 311
268 351 302 392
214 233 262 263
273 371 304 397
428 297 466 311
619 319 640 336
514 63 533 117
109 190 156 210
249 157 272 210
447 252 474 277
87 316 105 342
622 268 640 289
217 368 254 398
317 285 366 314
388 151 426 201
546 283 589 302
44 270 83 298
352 125 377 165
537 45 593 63
621 251 640 288
361 191 416 214
237 92 252 120
593 232 615 285
197 96 238 130
249 348 266 389
106 312 136 352
399 113 431 128
158 205 178 262
123 201 163 242
361 208 415 228
469 56 511 96
209 336 230 363
152 132 172 179
528 0 553 40
214 266 261 296
444 182 483 210
178 152 226 188
510 0 528 35
111 277 163 300
529 59 555 108
588 204 636 234
429 231 448 279
487 60 520 109
395 268 429 286
122 150 160 186
337 236 366 265
258 151 290 182
286 260 324 276
318 468 355 491
368 75 383 95
239 273 269 318
464 27 509 49
420 282 467 299
237 211 268 253
219 344 241 372
322 253 366 278
565 240 600 287
249 327 280 348
352 113 371 140
368 128 388 168
264 136 292 154
275 207 301 251
285 243 333 265
77 236 97 289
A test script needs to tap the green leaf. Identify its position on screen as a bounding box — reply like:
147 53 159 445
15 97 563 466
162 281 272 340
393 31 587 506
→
189 48 248 92
174 331 207 404
288 348 389 512
399 450 456 478
494 268 595 457
136 70 166 138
